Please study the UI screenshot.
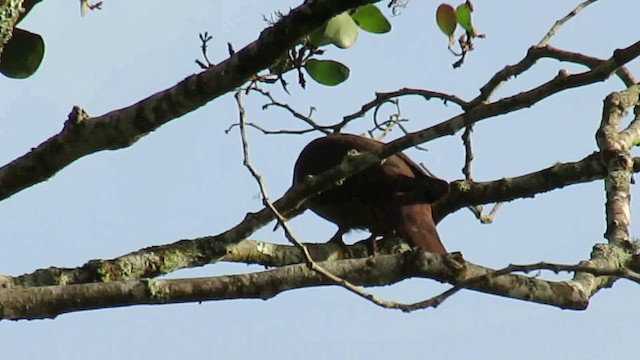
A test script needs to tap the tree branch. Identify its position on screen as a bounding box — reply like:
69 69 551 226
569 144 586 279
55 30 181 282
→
434 151 612 221
4 244 638 320
596 85 640 243
537 0 598 47
0 0 377 201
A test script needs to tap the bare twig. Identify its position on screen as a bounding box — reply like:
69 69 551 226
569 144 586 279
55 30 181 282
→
247 87 331 134
371 98 402 134
367 99 420 148
344 88 468 122
466 203 502 224
500 261 640 284
195 32 215 69
225 122 317 135
459 124 506 224
481 202 503 223
461 124 473 180
387 0 409 16
538 0 599 47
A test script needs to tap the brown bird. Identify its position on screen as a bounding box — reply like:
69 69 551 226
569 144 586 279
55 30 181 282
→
293 133 449 254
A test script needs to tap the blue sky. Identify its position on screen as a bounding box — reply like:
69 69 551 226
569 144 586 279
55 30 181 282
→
1 1 639 359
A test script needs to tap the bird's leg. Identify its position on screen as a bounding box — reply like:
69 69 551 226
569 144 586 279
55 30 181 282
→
326 227 351 254
353 233 380 256
366 234 378 255
327 227 347 245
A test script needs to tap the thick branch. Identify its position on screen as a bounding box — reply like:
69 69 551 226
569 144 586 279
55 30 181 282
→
5 243 638 320
434 152 611 221
0 251 602 320
0 0 376 201
596 85 640 243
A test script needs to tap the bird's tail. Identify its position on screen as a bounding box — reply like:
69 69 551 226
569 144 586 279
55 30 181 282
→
397 202 446 253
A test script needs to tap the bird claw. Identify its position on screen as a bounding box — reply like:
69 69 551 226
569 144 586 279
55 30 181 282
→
326 234 351 254
353 234 379 256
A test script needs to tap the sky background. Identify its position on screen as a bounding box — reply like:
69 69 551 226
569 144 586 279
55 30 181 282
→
2 1 640 359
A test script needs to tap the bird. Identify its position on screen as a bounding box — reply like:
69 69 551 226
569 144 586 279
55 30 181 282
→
292 133 449 254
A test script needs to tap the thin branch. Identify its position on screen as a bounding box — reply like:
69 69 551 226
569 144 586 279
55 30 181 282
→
343 88 468 123
225 121 317 135
367 99 428 150
500 261 640 285
461 124 473 180
435 152 609 222
468 44 636 109
195 32 215 69
537 0 599 47
466 203 502 224
538 45 636 86
247 87 332 134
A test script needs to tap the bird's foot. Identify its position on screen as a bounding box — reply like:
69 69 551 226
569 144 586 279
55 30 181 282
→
354 234 379 256
326 234 351 256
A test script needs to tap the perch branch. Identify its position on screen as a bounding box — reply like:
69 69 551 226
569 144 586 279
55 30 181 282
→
2 244 638 320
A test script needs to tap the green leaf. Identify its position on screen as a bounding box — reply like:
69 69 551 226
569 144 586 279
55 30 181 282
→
309 12 359 49
0 28 45 79
350 5 391 34
455 3 473 33
436 3 457 37
304 59 350 86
